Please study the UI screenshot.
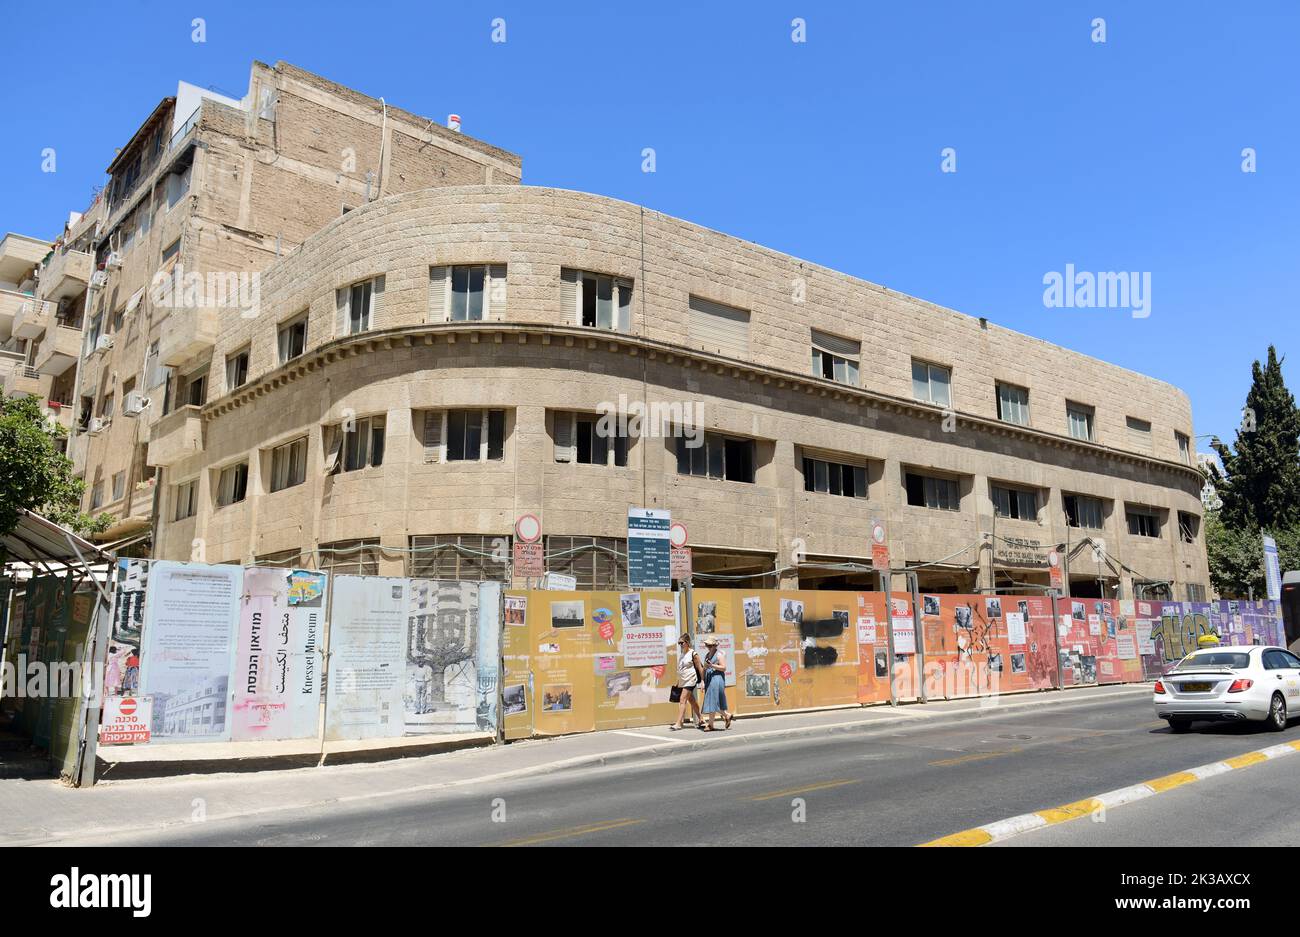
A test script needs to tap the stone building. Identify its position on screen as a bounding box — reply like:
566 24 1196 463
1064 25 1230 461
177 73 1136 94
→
12 62 1208 600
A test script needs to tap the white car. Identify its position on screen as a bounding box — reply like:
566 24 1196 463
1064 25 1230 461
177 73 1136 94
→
1154 645 1300 732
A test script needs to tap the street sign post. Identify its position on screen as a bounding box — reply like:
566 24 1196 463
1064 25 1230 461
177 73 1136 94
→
871 519 890 572
512 514 544 578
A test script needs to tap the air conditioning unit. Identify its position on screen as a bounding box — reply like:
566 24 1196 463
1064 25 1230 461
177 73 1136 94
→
90 270 108 288
86 417 105 435
105 251 123 269
92 334 115 355
123 391 149 417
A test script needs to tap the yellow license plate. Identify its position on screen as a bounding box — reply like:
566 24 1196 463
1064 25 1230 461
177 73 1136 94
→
1181 682 1212 692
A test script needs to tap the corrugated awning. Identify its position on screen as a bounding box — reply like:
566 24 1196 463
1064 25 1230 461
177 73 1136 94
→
2 509 108 565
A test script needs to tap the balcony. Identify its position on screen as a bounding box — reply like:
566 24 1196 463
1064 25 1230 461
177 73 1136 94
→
0 289 36 340
39 249 91 303
158 306 219 366
43 400 74 433
3 364 46 398
34 321 83 376
146 404 204 467
0 233 50 288
12 299 53 340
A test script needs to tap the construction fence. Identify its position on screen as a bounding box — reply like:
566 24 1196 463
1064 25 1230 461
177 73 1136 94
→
0 557 1288 782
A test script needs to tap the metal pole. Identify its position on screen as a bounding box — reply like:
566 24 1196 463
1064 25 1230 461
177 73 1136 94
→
909 571 926 704
882 570 898 707
1049 591 1064 691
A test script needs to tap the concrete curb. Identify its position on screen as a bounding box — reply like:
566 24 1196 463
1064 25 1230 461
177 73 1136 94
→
921 737 1300 847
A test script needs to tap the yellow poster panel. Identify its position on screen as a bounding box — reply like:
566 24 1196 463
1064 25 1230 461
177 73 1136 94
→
692 589 865 716
502 589 679 738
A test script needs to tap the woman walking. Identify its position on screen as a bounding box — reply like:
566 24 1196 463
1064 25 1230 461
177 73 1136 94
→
700 636 734 731
670 633 704 730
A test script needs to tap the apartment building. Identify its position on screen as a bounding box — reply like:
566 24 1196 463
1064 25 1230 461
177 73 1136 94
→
21 62 1208 600
57 61 520 546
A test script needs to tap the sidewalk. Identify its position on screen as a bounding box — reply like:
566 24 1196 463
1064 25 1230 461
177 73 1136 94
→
0 683 1150 846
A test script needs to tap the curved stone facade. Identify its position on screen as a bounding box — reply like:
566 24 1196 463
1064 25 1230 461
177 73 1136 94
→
152 185 1207 597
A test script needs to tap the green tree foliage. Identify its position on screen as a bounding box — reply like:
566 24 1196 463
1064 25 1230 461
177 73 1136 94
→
1205 346 1300 597
1209 346 1300 530
0 395 110 539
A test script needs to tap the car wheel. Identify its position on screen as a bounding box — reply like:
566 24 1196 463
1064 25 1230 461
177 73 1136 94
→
1267 694 1287 732
1167 718 1191 733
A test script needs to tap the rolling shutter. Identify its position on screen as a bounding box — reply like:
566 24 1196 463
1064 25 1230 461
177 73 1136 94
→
422 410 443 463
553 411 575 463
560 268 578 325
429 266 449 321
488 264 507 320
688 295 750 360
811 329 860 360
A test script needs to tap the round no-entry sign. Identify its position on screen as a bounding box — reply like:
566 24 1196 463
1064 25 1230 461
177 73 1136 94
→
669 523 689 548
120 698 137 717
514 514 542 544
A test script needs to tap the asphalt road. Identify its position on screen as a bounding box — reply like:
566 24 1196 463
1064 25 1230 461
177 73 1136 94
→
68 695 1300 846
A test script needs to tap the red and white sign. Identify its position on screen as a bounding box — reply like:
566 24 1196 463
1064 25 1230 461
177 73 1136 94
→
1048 549 1064 591
513 541 544 577
871 520 890 571
670 546 692 580
514 514 542 543
669 523 689 548
100 696 152 745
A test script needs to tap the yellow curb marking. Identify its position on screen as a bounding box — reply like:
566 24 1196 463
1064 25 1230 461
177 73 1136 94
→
919 736 1299 846
1146 771 1197 793
748 779 859 802
494 818 642 847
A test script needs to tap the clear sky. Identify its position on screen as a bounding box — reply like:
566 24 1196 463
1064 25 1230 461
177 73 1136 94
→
3 1 1295 450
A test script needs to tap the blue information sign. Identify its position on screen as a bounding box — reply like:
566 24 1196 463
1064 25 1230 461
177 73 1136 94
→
627 508 672 589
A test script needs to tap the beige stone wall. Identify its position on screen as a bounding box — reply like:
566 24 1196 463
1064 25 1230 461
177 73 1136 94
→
145 182 1209 597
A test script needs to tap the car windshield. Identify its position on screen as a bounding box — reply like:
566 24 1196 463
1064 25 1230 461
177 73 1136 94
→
1172 652 1250 671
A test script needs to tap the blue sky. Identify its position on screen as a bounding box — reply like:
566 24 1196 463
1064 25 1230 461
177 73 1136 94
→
3 1 1296 449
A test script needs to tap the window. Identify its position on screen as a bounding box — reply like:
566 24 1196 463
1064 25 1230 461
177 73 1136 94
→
1066 403 1095 442
561 269 632 332
226 348 249 391
802 456 867 498
1064 494 1104 529
86 313 103 354
409 534 511 581
1126 507 1161 538
269 437 307 492
336 276 384 336
1176 432 1191 465
99 392 115 418
686 294 749 358
552 411 630 467
184 371 206 407
545 535 628 590
173 480 198 520
90 482 104 510
905 472 960 511
810 330 860 386
420 409 507 463
166 165 191 210
216 462 249 507
429 264 507 322
1178 511 1200 543
1186 583 1207 603
319 539 381 577
911 360 951 407
992 484 1038 520
111 472 125 501
326 416 386 474
1126 416 1152 449
996 383 1030 425
278 314 308 364
161 238 181 264
675 432 756 483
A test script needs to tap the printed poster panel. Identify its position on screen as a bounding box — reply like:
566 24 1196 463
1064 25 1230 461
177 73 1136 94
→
326 576 410 741
139 562 242 743
623 626 669 667
476 581 503 734
405 580 486 735
231 568 326 742
103 558 148 698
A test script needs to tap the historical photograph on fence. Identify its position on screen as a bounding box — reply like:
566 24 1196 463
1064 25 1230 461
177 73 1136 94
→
503 682 527 716
620 593 642 629
550 601 585 629
696 600 717 633
541 684 573 712
780 598 804 626
743 596 763 628
745 673 771 698
405 580 481 735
